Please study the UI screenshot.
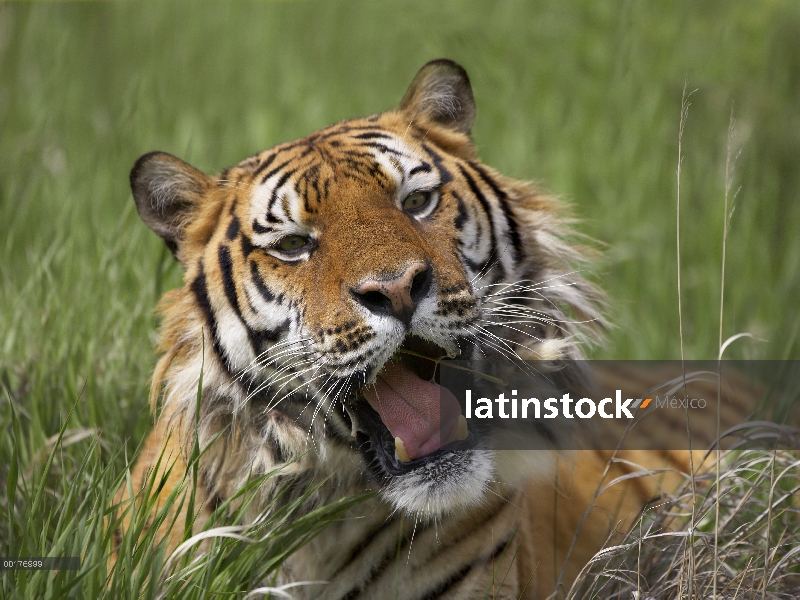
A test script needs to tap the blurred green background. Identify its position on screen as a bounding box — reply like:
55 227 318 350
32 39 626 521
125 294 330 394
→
2 0 799 485
1 2 799 594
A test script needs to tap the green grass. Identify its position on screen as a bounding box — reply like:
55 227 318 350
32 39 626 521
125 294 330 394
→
1 1 799 597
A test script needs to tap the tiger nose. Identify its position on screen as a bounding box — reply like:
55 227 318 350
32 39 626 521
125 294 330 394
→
352 262 432 326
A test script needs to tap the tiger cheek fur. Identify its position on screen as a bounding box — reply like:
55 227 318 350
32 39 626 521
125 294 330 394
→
112 59 687 599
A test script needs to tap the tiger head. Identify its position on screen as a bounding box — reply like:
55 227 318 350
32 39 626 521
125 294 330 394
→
131 60 603 519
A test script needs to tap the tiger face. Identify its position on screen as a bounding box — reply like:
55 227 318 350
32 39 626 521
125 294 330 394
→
132 60 601 521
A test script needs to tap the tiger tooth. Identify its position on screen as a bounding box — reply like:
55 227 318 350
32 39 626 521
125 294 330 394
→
394 437 411 462
454 415 468 442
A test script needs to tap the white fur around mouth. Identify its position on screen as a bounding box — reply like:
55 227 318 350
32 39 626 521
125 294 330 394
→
382 449 494 517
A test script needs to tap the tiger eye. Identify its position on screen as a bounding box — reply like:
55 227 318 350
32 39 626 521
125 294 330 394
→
278 235 308 252
402 192 430 212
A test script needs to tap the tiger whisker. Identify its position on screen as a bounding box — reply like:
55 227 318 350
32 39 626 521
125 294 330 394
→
407 516 419 565
479 322 546 346
260 362 329 411
246 338 313 372
235 342 313 387
476 270 587 293
480 480 521 511
263 369 331 414
217 179 256 192
481 308 557 323
466 324 523 359
465 325 543 377
479 315 566 337
252 351 316 385
299 370 341 424
245 358 320 407
309 376 353 441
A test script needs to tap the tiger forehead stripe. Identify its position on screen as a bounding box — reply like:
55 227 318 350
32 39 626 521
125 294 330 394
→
249 132 451 225
408 162 432 176
421 142 453 185
345 134 446 193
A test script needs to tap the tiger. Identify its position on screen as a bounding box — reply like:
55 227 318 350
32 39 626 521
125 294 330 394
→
112 59 704 599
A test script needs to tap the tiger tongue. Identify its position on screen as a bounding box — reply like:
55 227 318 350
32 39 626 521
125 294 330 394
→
363 359 462 461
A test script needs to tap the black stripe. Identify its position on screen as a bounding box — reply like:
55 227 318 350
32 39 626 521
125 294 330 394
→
457 164 499 275
190 262 231 373
460 254 483 274
308 178 321 212
452 190 468 230
340 148 379 161
469 161 523 263
267 169 295 212
243 284 285 346
190 261 265 396
254 153 277 177
254 324 283 345
300 164 322 213
296 145 315 160
421 565 472 600
322 177 330 201
220 247 286 353
219 244 272 357
333 517 400 582
267 139 305 155
340 160 391 189
319 121 382 138
336 520 409 600
362 141 403 156
260 159 295 185
226 216 240 240
340 170 385 189
219 245 250 330
409 162 432 176
422 143 453 184
422 534 512 599
489 535 513 560
218 245 240 316
252 220 270 234
240 234 255 258
250 260 275 302
352 132 392 140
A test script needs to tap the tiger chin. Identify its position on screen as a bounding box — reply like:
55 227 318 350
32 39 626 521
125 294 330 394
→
112 60 675 599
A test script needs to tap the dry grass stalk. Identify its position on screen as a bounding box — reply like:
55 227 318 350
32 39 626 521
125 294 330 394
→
567 425 800 599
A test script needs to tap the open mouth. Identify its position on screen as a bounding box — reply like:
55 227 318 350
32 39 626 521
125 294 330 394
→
348 336 478 478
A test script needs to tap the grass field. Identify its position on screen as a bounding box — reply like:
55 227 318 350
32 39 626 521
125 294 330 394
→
2 1 799 597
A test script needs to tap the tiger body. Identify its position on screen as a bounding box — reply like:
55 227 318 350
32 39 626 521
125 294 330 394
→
115 60 694 598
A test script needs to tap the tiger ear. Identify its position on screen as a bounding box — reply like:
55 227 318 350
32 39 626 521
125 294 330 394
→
130 151 211 258
399 59 476 134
